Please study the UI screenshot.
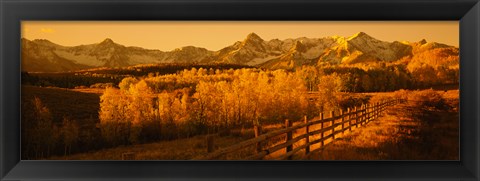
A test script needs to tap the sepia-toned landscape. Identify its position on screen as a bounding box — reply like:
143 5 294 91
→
21 22 459 160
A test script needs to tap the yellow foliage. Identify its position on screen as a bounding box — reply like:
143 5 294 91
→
316 73 344 112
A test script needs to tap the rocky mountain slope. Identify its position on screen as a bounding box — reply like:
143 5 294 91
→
22 32 458 72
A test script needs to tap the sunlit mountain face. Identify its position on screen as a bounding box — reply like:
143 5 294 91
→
21 32 458 72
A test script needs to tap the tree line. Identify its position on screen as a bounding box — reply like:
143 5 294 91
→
98 68 315 146
21 63 253 89
21 61 459 158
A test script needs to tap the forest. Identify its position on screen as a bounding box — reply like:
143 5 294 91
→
21 62 459 160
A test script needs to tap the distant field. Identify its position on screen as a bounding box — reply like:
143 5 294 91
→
23 63 254 89
21 85 102 124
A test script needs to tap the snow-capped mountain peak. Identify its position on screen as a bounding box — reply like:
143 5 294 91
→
31 39 60 48
97 38 118 47
291 40 307 53
348 32 371 40
244 32 264 43
22 32 458 72
241 33 265 50
418 39 428 45
102 38 114 43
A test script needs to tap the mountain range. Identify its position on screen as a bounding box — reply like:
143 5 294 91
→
21 32 459 72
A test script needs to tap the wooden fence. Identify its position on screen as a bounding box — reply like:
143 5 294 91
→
193 99 401 160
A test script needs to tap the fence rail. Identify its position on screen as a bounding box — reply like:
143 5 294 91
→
193 99 402 160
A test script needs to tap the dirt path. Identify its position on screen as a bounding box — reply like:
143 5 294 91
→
306 100 459 160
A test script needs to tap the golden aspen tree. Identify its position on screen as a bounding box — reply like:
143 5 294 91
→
317 73 344 112
127 80 155 143
99 87 130 145
119 77 138 91
61 117 79 156
30 97 56 158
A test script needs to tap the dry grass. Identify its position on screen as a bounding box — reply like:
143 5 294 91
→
50 134 247 160
48 123 288 160
306 89 459 160
71 87 105 95
441 89 459 111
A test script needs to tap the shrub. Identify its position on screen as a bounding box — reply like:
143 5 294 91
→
368 94 391 105
392 89 410 101
338 94 369 110
408 89 449 111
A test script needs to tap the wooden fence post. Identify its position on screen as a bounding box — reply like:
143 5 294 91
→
367 104 373 123
206 135 215 153
340 109 345 135
359 105 364 126
371 104 374 121
385 100 387 111
385 100 388 110
254 125 262 154
320 113 325 147
372 103 375 120
363 104 367 124
330 111 335 139
285 119 293 160
354 106 359 128
376 102 379 119
304 116 310 155
347 108 352 132
381 100 384 112
380 100 383 112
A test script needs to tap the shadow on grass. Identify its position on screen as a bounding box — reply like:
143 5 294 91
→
307 101 459 160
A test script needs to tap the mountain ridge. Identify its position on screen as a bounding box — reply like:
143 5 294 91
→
21 32 458 72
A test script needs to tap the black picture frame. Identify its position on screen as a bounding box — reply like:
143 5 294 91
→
1 0 479 180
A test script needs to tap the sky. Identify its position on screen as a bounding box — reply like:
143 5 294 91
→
22 21 459 51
